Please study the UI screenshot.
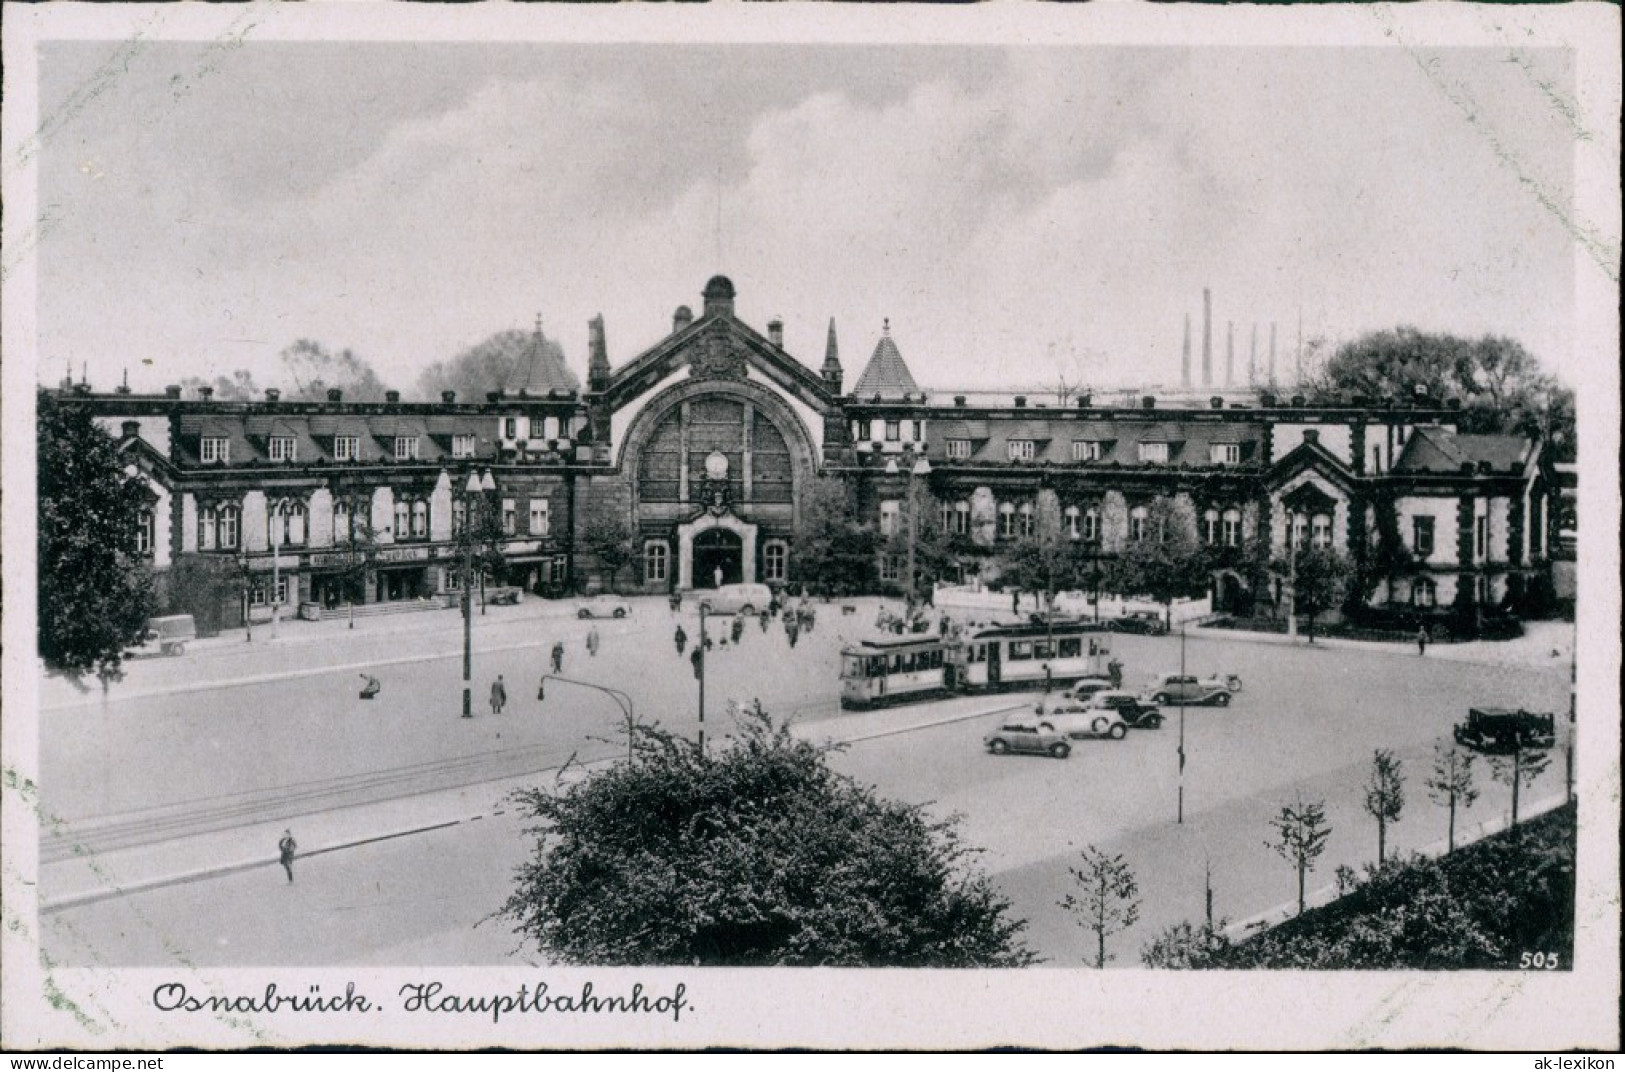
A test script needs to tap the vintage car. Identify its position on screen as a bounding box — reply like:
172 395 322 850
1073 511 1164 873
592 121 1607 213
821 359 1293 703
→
1032 701 1130 741
1453 707 1557 754
1142 672 1242 707
124 614 197 658
984 720 1073 759
1066 676 1117 703
576 594 631 619
1107 611 1169 636
1080 689 1164 729
696 582 773 616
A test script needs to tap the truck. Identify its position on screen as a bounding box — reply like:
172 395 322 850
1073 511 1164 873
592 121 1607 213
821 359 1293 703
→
126 614 197 658
1452 707 1556 754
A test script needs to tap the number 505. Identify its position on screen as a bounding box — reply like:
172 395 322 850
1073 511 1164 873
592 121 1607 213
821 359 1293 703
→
1520 952 1561 969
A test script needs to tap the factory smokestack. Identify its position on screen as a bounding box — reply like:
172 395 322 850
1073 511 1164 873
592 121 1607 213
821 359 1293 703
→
1269 322 1278 385
1202 288 1213 387
1226 321 1235 387
1181 313 1192 388
1249 323 1259 385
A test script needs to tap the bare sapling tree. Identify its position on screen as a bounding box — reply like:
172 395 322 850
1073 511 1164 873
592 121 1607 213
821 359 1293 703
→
1267 797 1333 916
1058 845 1142 968
1363 749 1406 866
1424 743 1479 853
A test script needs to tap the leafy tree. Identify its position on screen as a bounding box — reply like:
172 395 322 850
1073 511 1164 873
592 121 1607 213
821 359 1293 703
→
279 339 392 402
178 369 261 401
37 392 156 676
792 476 880 596
1058 846 1142 968
1356 498 1415 605
1267 797 1333 916
499 707 1037 966
160 554 245 638
995 532 1075 610
329 503 380 629
1363 749 1406 866
1106 496 1207 627
1139 920 1233 969
416 328 569 401
1278 545 1354 642
582 517 636 593
1308 327 1574 462
1491 744 1552 832
1425 743 1480 854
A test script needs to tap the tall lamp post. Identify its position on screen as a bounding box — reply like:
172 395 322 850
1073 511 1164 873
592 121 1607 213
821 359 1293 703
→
1285 507 1299 641
460 469 497 719
1177 621 1188 824
237 553 254 643
696 605 709 754
537 674 636 765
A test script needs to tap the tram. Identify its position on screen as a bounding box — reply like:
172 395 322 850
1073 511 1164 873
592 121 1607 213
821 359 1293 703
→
955 618 1114 692
839 617 1115 710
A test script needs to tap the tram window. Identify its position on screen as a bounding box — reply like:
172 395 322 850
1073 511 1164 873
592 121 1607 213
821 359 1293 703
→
930 650 943 669
1034 640 1055 660
867 657 885 677
1059 638 1082 659
1088 639 1099 656
842 656 863 678
1009 641 1034 661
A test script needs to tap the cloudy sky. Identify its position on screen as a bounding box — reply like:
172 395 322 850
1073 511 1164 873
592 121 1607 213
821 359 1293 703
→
34 37 1583 395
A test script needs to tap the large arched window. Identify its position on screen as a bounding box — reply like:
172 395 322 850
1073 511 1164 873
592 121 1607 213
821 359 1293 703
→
1412 577 1437 608
1222 508 1242 548
998 502 1017 539
1311 512 1333 549
762 541 788 583
645 541 669 584
270 500 308 547
1082 506 1101 543
198 502 240 551
1064 505 1081 540
1017 502 1035 537
1201 509 1221 546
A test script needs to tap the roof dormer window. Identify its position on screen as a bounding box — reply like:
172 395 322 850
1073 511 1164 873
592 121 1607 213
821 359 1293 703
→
268 436 297 462
333 436 360 462
1008 440 1036 462
200 436 230 464
1138 442 1169 464
394 435 420 461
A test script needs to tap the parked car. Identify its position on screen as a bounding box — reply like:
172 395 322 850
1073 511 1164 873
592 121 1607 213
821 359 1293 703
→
696 582 772 616
1108 612 1168 636
1067 676 1116 703
1453 707 1557 754
984 720 1073 759
1033 701 1129 741
1080 689 1164 729
576 594 631 619
1142 672 1241 706
124 614 196 658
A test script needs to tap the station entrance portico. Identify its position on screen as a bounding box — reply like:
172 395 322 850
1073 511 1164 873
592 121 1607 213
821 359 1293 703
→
677 511 758 590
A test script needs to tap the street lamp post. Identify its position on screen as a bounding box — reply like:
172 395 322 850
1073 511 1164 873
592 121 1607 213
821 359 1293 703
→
269 497 289 640
537 674 636 765
1177 622 1188 824
459 469 497 719
237 554 254 644
696 605 708 754
1286 508 1299 641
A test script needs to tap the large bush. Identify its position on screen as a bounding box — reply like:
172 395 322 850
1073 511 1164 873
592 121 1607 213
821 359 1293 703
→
500 707 1037 967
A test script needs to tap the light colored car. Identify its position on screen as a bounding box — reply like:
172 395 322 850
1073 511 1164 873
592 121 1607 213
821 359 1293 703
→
1142 672 1242 707
696 582 772 616
1033 700 1129 741
576 594 631 619
984 720 1072 759
124 614 196 658
1067 676 1116 703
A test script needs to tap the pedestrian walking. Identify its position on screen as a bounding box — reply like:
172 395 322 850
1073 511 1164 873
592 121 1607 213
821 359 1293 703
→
491 674 507 714
278 829 297 884
669 591 682 614
759 608 771 632
586 627 601 657
551 641 565 674
1011 588 1021 614
1417 626 1430 656
675 624 688 655
786 620 800 648
1108 658 1124 689
730 616 743 644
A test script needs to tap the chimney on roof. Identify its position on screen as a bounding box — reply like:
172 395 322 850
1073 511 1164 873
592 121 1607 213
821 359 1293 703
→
1249 323 1259 385
121 420 141 438
1202 288 1213 387
327 388 343 402
1211 396 1224 410
1478 460 1493 473
1142 395 1156 410
821 318 843 395
197 385 213 400
115 369 131 395
702 275 736 319
385 390 401 403
588 315 610 392
673 305 694 334
954 395 966 407
442 390 456 404
1303 429 1320 444
164 385 181 399
767 318 784 349
1226 321 1234 387
265 388 280 403
1013 395 1027 408
1077 393 1091 408
1181 313 1192 388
